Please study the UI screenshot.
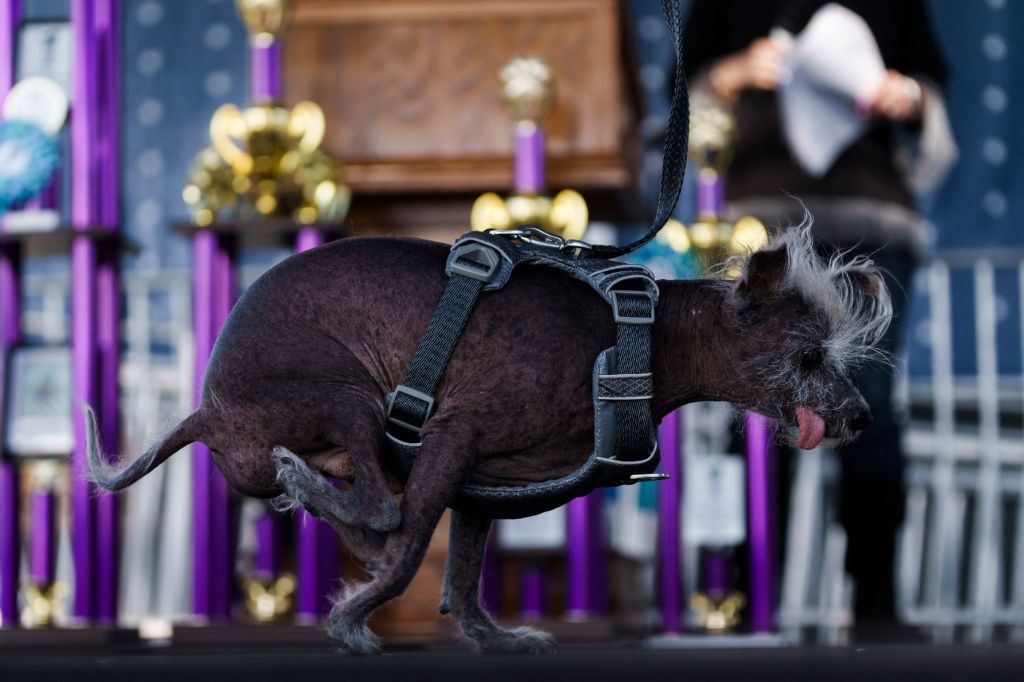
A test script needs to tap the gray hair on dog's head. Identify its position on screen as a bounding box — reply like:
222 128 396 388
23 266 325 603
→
723 217 894 374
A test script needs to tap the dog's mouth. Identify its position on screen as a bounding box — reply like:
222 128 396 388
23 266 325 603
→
793 406 826 450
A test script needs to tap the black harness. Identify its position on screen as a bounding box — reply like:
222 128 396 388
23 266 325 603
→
385 228 665 518
384 0 689 519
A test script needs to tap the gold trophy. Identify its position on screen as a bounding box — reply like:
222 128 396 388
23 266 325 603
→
685 94 767 272
471 57 588 240
242 572 296 623
20 461 68 629
183 0 350 227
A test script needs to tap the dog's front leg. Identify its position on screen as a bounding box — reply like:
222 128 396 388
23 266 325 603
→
441 509 557 654
326 420 477 655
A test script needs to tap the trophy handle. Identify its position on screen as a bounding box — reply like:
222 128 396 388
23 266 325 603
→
288 101 326 153
470 192 511 232
210 103 253 175
550 189 588 241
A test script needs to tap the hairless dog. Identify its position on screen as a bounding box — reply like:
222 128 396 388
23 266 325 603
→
88 225 891 654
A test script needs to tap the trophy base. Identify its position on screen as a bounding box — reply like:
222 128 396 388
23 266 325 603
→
645 632 789 649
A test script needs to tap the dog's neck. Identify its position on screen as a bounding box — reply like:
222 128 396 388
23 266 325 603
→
651 279 734 420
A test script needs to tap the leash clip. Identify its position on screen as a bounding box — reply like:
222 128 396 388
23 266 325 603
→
488 225 593 257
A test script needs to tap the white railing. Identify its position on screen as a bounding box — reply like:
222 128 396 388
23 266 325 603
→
896 252 1024 643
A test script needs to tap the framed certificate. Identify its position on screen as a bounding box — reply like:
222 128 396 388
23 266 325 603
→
2 346 73 458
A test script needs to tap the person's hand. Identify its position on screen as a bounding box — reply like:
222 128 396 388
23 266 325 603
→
710 37 786 103
867 69 923 121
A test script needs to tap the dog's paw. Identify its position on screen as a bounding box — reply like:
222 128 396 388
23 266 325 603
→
272 445 300 462
327 617 383 656
479 625 557 655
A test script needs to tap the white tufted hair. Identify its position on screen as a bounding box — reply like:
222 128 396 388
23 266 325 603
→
724 215 895 375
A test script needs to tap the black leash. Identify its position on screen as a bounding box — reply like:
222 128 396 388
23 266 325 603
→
588 0 689 260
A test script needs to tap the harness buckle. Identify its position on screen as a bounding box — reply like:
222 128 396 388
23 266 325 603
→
488 225 593 256
448 243 501 283
610 289 655 325
386 385 435 435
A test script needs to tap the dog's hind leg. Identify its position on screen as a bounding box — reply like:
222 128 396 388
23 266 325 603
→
272 447 386 562
320 404 401 533
440 509 556 654
326 419 478 655
271 395 400 534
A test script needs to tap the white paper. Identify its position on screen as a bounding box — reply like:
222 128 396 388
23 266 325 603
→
684 453 746 546
779 3 888 177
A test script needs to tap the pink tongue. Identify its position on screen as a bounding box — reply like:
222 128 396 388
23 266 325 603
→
796 406 826 450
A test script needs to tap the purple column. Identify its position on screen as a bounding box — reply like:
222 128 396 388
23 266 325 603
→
703 550 731 595
296 228 323 254
211 237 235 618
250 42 281 103
293 230 335 619
70 237 97 621
745 411 775 633
95 0 119 228
191 232 236 620
0 0 22 630
696 169 723 220
295 510 318 621
588 492 608 614
514 123 545 195
191 231 218 620
29 492 55 586
520 565 544 620
657 410 683 633
71 0 121 624
565 496 593 619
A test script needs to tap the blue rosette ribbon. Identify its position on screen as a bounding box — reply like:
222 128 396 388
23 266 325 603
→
0 119 60 214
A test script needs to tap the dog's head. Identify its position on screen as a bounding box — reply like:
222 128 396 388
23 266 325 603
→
719 225 893 450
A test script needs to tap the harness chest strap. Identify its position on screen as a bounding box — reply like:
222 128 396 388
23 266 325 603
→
383 230 666 517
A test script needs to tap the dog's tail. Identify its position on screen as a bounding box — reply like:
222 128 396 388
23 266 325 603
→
86 405 202 492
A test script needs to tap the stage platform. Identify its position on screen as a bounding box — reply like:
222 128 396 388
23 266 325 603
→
0 642 1022 682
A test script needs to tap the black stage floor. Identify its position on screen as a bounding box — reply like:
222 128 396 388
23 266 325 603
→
1 644 1023 682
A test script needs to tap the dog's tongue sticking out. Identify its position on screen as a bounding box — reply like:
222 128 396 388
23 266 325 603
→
796 406 826 450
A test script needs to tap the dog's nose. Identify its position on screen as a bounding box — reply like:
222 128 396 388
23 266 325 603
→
850 406 872 431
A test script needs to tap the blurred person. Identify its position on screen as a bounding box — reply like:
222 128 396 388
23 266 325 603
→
682 0 955 633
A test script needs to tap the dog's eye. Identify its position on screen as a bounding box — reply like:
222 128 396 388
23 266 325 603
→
800 348 824 371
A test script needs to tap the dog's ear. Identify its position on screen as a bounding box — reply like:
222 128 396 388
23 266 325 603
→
842 265 884 297
736 244 789 302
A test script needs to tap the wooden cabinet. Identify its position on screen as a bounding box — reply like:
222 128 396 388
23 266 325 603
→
284 0 643 235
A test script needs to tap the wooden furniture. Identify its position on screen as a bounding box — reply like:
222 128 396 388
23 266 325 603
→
284 0 643 237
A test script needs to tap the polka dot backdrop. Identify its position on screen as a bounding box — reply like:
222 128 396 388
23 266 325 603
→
121 0 247 270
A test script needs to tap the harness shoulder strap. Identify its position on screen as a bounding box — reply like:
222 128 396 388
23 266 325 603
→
384 241 503 443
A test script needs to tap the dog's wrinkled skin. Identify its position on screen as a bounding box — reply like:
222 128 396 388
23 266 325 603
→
87 226 891 655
